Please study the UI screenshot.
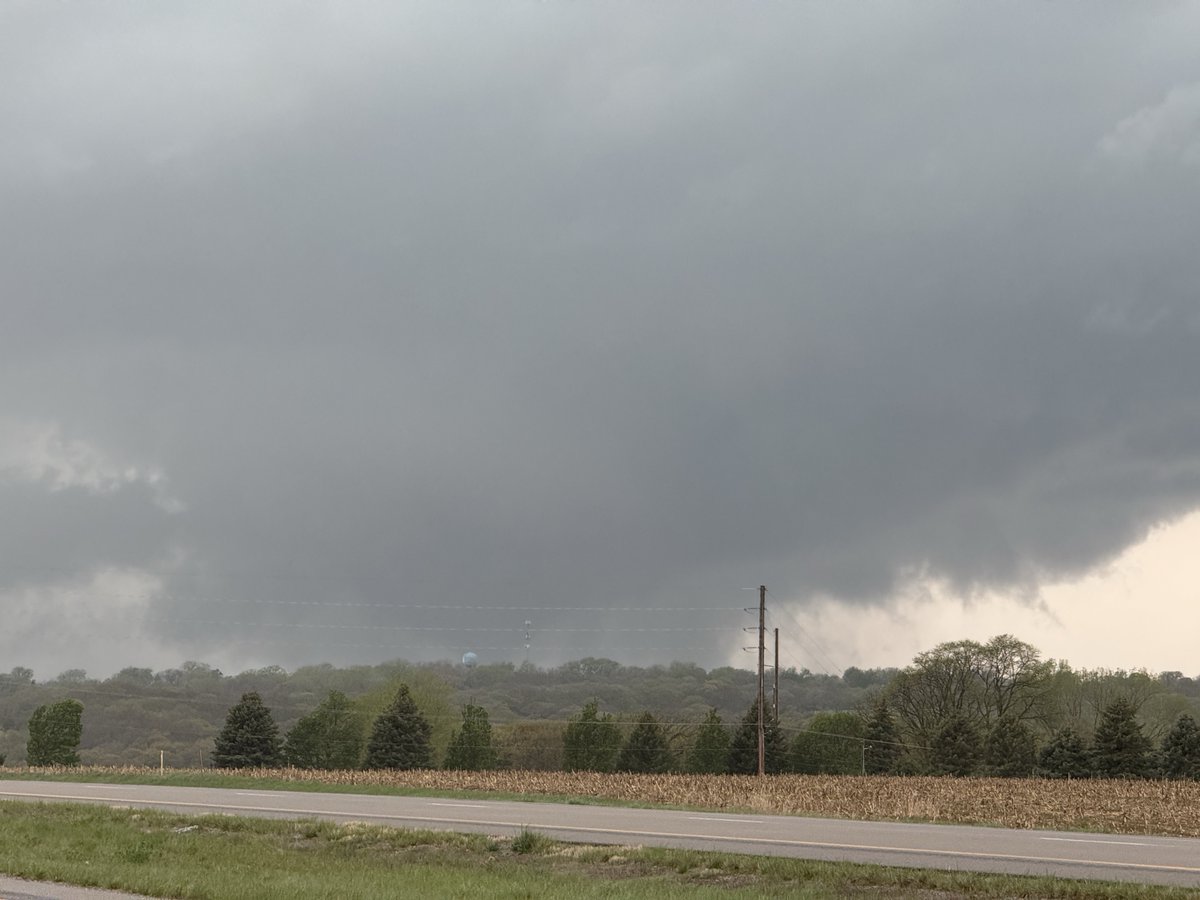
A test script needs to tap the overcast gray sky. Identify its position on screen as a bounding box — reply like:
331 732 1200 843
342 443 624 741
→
3 2 1200 680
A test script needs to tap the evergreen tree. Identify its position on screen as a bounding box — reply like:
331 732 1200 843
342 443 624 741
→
685 709 729 775
728 701 787 774
1037 727 1091 778
443 703 498 771
363 684 433 770
791 712 865 775
983 716 1037 777
1092 697 1152 778
562 699 622 772
1159 713 1200 780
283 690 364 770
931 715 982 776
26 699 83 766
862 698 902 775
617 711 673 773
212 692 282 769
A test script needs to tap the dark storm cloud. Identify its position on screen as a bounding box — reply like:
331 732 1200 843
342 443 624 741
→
3 2 1200 675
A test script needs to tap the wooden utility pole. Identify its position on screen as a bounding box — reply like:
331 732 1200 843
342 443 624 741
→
773 627 779 720
757 585 766 776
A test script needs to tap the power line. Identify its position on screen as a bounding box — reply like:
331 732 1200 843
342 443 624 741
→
145 619 730 634
250 643 718 653
37 588 744 614
768 600 846 677
195 599 744 613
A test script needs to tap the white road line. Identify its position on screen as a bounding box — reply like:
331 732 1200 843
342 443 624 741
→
688 816 763 824
235 791 290 797
427 802 490 808
4 789 1200 877
1042 837 1152 847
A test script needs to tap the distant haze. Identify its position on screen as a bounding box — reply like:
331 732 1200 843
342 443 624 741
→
3 3 1200 680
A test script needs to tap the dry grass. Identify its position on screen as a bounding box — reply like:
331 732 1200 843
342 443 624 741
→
19 766 1200 839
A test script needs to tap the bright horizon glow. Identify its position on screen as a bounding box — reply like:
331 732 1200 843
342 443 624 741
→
784 509 1200 677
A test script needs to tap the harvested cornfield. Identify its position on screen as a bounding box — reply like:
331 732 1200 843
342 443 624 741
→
21 767 1200 838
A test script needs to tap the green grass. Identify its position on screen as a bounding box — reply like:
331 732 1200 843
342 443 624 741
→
0 800 1192 899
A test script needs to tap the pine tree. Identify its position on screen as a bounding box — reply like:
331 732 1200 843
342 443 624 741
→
212 692 282 769
562 699 622 772
284 690 364 770
1037 727 1091 778
363 684 433 770
26 699 84 766
862 698 902 775
728 701 787 774
685 709 729 775
443 703 498 771
791 712 865 775
931 716 982 776
1160 713 1200 780
617 712 673 773
983 716 1037 777
1092 697 1152 778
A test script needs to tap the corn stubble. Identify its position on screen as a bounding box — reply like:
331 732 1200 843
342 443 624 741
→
32 766 1200 838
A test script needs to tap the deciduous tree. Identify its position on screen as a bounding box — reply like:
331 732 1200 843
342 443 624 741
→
27 698 84 766
791 711 864 775
887 635 1053 760
493 721 562 771
284 690 363 770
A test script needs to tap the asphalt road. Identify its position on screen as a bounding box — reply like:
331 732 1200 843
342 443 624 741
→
0 875 155 900
2 780 1199 889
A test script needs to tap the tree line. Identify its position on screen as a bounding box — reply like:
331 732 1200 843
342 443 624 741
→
858 635 1200 779
208 690 776 775
4 634 1199 778
0 656 891 767
26 683 1196 781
